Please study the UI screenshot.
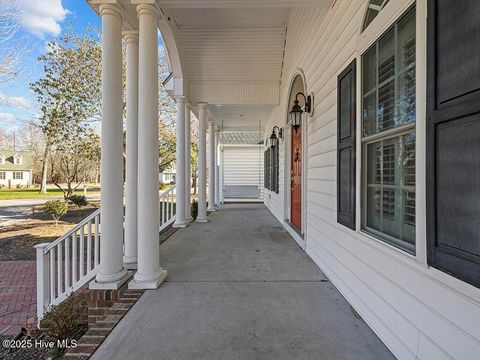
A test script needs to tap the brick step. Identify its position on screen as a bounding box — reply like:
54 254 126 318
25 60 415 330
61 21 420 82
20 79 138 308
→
78 335 104 346
67 344 97 354
63 352 91 359
87 328 111 336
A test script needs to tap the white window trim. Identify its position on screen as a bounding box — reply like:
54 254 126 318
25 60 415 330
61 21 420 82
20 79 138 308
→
352 0 427 265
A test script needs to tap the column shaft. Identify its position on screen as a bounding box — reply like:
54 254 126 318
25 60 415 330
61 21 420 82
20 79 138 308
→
91 4 129 289
185 103 192 221
207 120 216 211
196 104 208 222
173 96 187 227
214 131 220 205
130 4 167 289
124 31 139 269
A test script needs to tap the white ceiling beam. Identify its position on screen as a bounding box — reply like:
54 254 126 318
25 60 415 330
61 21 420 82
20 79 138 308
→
156 0 329 9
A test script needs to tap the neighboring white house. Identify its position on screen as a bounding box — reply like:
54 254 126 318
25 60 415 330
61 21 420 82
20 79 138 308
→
0 150 33 188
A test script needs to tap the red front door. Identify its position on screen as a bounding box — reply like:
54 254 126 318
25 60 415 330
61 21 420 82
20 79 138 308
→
291 127 302 230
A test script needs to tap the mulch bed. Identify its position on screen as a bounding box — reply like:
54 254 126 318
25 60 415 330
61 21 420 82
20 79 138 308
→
0 204 99 261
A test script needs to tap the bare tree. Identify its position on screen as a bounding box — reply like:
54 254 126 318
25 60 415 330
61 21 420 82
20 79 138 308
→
0 1 23 82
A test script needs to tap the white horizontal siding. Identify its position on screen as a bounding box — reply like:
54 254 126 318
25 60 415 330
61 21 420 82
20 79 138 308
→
264 0 480 359
222 145 264 199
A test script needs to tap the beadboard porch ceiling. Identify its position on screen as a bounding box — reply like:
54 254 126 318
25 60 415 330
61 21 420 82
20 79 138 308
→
90 0 330 127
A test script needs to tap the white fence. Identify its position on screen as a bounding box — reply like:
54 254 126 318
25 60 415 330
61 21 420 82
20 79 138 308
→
35 186 176 320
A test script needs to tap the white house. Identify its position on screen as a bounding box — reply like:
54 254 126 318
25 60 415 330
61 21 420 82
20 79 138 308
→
34 1 480 359
0 150 33 188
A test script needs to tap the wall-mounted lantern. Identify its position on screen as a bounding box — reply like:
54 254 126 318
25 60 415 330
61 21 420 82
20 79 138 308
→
269 126 283 148
289 92 312 133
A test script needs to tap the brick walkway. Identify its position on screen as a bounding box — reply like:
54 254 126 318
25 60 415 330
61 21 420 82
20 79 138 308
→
0 261 36 336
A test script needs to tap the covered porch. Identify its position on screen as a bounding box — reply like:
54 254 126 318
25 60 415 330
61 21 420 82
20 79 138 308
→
90 204 393 359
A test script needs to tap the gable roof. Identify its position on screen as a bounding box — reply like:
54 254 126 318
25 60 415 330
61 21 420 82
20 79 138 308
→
0 150 34 171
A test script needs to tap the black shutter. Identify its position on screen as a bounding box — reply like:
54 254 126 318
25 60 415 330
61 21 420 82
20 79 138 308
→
274 145 279 193
427 0 480 287
265 148 271 190
337 60 356 230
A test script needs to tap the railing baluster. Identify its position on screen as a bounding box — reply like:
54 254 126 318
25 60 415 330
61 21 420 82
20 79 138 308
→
94 214 99 266
65 236 70 290
171 189 174 221
57 243 62 297
79 225 85 277
87 220 92 272
49 249 55 302
72 232 77 283
161 195 165 226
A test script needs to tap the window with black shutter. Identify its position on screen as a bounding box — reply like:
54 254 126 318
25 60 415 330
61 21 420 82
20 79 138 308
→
264 148 271 190
337 59 356 230
273 144 279 193
427 0 480 288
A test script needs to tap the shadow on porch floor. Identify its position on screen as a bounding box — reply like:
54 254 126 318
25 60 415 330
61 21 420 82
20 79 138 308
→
91 204 393 360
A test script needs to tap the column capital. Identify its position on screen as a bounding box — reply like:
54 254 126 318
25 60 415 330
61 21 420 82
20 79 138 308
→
98 3 124 20
123 30 139 44
135 2 161 19
197 102 208 109
175 95 186 103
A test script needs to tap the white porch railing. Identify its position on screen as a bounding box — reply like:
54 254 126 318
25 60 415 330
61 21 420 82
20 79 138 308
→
35 186 177 320
159 185 176 231
35 209 100 320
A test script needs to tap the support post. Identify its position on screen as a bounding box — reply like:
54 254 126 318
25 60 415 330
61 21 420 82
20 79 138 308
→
123 30 139 269
207 120 216 212
34 243 50 323
196 103 208 222
129 3 167 289
173 96 187 228
214 130 220 206
185 102 192 221
90 3 130 290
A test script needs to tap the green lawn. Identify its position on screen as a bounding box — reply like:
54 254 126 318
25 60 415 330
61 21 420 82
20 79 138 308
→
0 188 101 200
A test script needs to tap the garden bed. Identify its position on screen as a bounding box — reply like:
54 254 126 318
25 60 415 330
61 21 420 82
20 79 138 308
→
0 203 99 261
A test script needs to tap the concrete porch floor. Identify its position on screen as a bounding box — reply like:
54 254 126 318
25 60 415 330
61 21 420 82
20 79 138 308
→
91 204 394 360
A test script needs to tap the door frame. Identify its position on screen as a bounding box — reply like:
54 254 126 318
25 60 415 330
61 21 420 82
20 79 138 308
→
283 70 309 249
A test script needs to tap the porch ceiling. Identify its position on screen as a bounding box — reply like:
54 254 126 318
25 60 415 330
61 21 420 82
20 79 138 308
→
89 0 330 128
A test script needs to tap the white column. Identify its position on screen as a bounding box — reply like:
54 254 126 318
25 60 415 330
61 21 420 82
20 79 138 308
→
207 120 216 211
123 30 139 270
214 130 220 205
91 3 129 289
196 103 208 222
129 3 167 289
173 96 187 227
185 102 192 221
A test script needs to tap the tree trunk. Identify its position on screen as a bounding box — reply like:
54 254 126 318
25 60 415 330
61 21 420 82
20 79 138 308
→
192 175 197 195
39 144 50 194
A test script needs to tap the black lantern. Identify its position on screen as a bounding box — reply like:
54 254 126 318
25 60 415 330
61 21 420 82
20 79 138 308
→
289 92 312 133
269 126 283 148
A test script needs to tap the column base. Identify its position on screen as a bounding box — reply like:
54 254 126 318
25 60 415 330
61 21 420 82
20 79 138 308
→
123 256 138 270
173 220 189 228
185 216 193 223
128 269 168 290
207 207 216 212
89 271 133 290
195 217 208 223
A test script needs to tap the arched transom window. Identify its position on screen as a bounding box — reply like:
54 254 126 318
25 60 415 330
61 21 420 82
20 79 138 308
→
363 0 390 31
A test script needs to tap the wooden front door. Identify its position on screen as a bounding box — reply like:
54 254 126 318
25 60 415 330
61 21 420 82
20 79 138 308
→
291 127 302 230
